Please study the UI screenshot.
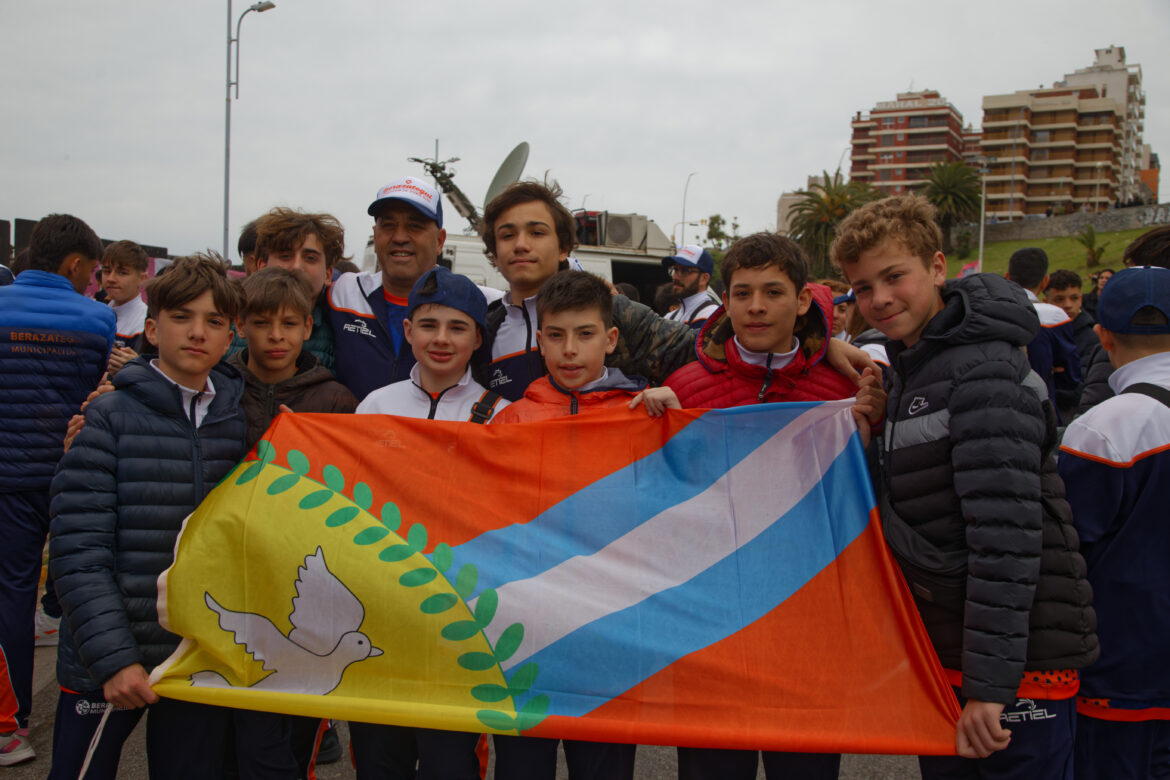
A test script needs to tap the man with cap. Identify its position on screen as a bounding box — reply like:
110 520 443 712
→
328 176 446 401
661 244 719 328
1058 265 1170 779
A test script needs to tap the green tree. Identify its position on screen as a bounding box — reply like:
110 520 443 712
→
1073 224 1111 268
786 169 880 277
921 162 980 254
706 214 731 250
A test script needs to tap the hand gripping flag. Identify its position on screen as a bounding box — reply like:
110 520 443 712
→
151 400 960 754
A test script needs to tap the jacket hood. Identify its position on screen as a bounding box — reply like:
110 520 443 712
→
888 273 1038 367
692 282 832 372
113 356 244 419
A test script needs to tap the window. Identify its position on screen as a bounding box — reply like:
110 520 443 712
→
909 116 928 128
1033 149 1049 161
880 153 894 164
896 133 905 142
1034 130 1050 143
882 117 896 128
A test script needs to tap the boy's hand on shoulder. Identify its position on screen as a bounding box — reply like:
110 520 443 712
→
628 387 681 417
102 663 159 709
825 339 879 385
107 346 138 375
63 380 116 452
955 699 1010 758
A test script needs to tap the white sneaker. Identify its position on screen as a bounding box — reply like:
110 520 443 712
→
34 608 59 647
0 729 35 766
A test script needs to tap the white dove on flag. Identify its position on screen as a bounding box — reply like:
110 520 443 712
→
190 547 383 695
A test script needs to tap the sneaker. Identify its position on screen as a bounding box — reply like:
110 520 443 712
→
34 607 59 647
0 730 35 766
316 723 341 765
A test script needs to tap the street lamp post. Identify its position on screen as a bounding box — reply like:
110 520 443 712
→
680 172 696 249
224 1 276 262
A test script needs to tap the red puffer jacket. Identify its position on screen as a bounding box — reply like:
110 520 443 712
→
664 283 856 407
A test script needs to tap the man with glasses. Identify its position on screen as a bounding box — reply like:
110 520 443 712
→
661 245 719 328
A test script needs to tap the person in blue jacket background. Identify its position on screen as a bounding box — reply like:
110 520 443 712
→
0 214 114 766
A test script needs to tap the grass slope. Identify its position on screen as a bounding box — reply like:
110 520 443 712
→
945 226 1147 281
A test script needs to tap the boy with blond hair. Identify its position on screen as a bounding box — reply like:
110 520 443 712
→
831 195 1097 778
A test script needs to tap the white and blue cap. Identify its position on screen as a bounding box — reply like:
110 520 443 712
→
1097 266 1170 334
368 176 444 228
662 244 715 275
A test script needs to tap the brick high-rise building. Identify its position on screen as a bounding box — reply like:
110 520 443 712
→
849 90 966 196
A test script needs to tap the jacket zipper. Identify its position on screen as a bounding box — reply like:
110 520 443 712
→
757 353 775 402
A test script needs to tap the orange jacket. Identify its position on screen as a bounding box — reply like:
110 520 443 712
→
491 371 646 424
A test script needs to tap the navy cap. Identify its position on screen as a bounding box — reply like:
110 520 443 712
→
407 266 487 332
833 289 855 306
368 176 444 228
1097 266 1170 334
662 244 715 275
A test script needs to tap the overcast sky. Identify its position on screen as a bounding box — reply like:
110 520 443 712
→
2 0 1167 261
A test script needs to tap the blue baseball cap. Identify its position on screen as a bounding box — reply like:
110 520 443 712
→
368 176 444 228
833 289 856 306
1097 266 1170 334
662 244 715 276
407 266 487 332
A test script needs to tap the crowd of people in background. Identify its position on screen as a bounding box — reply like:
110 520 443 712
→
1 177 1168 780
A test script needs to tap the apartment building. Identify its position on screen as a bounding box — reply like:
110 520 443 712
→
849 90 966 196
980 87 1121 220
1057 46 1146 203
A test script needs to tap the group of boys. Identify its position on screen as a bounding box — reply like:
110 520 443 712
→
1 176 1167 779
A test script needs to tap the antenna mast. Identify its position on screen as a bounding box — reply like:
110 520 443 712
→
407 154 484 235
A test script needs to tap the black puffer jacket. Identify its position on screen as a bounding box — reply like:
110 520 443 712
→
49 358 247 691
881 274 1097 704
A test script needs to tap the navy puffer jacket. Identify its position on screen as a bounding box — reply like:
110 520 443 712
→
49 357 247 691
0 270 115 491
882 274 1097 704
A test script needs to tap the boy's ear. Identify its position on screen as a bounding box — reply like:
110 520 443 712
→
144 318 159 347
604 325 619 355
403 318 413 346
721 290 729 307
929 251 947 287
1093 323 1116 353
796 286 813 316
302 314 313 341
535 328 543 351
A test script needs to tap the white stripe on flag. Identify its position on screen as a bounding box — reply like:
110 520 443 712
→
475 400 858 669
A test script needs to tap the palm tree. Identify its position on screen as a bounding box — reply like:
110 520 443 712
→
786 169 880 277
921 162 981 254
1073 224 1110 268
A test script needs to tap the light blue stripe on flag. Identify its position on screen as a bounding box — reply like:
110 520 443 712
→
443 404 825 598
509 437 875 717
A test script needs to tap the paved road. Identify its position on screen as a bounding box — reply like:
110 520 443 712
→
8 646 920 779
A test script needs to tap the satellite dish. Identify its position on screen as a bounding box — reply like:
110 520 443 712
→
484 142 530 207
